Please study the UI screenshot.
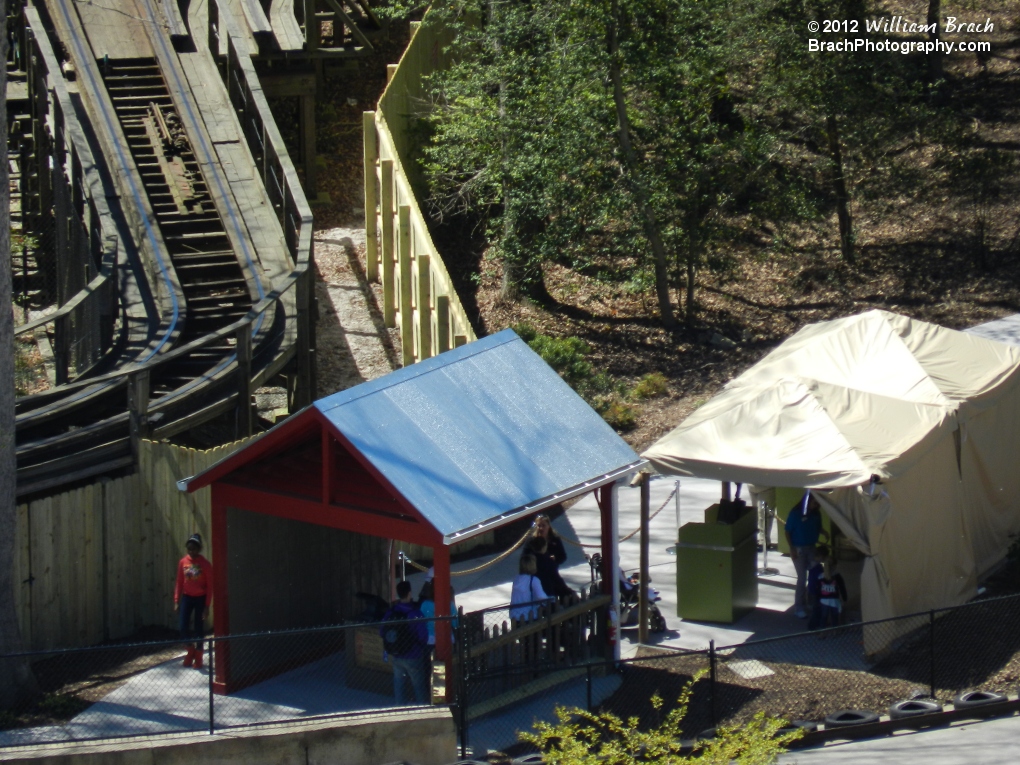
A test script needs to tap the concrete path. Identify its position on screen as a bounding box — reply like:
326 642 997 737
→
780 714 1020 764
0 652 394 747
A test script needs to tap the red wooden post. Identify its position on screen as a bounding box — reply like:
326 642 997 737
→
433 544 452 701
598 482 619 659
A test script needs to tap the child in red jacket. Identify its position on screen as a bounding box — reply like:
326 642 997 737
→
174 534 213 668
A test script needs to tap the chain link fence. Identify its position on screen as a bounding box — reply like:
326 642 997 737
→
0 593 1019 754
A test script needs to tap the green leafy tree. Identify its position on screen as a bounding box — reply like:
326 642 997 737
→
422 0 777 326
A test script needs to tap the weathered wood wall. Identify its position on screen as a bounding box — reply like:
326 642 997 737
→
13 439 249 651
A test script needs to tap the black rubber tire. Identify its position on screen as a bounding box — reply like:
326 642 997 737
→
889 698 943 719
824 709 880 727
953 690 1007 709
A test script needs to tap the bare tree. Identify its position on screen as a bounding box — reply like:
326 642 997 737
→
0 0 40 709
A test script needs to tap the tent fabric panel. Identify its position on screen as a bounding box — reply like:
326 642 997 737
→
959 396 1020 577
894 312 1020 403
643 380 879 488
878 447 975 618
735 311 949 406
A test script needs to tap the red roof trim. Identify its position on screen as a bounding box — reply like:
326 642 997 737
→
182 407 320 492
218 483 443 546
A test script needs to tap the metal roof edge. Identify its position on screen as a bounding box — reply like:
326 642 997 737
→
442 459 648 545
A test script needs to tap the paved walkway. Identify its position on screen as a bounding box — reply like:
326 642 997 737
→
780 714 1020 764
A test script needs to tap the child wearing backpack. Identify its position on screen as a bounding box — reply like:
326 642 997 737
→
379 580 429 704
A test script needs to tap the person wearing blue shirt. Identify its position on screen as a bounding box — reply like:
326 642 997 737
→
784 493 829 619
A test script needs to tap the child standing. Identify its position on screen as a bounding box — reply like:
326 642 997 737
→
174 534 213 668
813 561 847 630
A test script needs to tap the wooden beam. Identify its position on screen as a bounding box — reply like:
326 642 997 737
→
380 159 395 326
363 111 378 281
259 73 317 97
416 253 431 359
434 294 450 354
236 326 253 437
398 205 413 366
301 94 317 195
217 482 443 546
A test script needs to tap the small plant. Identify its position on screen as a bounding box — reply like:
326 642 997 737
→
520 676 801 764
632 372 669 400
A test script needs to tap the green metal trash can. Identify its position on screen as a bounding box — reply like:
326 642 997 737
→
676 504 758 623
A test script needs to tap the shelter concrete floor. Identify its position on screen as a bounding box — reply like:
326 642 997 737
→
418 474 816 658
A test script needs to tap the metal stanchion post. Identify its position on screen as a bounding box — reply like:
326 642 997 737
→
208 636 215 734
709 640 717 727
929 609 936 699
586 663 593 711
458 619 468 758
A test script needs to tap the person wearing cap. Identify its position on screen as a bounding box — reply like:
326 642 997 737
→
174 534 213 668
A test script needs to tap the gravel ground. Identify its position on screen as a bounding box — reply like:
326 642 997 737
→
313 226 401 396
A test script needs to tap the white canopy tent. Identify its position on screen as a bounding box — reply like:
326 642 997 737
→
643 310 1020 651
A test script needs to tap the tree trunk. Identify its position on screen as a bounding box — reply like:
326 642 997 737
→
0 0 39 709
825 114 854 263
685 224 700 326
606 0 675 328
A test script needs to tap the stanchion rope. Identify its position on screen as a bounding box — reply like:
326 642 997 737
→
399 484 679 573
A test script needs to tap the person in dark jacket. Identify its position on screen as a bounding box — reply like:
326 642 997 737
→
528 513 573 600
380 580 429 704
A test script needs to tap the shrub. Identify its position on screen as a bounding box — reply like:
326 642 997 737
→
599 399 637 431
520 677 801 765
632 372 669 400
528 334 593 384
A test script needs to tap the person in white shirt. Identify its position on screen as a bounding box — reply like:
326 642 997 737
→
510 554 552 622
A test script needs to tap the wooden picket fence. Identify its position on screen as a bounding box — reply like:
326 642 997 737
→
459 591 612 719
13 439 249 651
363 16 477 367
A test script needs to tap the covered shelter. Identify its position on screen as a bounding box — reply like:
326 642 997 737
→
642 310 1020 651
180 329 643 692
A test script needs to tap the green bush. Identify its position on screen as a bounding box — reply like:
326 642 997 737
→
520 677 801 765
632 372 669 400
599 399 637 431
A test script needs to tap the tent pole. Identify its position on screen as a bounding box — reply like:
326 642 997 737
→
639 475 650 644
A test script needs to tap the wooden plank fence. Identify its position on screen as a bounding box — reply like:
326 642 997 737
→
13 439 250 651
364 17 476 366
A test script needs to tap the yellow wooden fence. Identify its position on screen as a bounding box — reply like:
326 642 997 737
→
364 17 477 366
13 439 248 651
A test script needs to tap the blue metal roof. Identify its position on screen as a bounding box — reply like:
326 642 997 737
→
315 330 642 542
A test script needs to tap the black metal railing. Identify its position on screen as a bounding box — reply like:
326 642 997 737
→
2 593 1020 755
